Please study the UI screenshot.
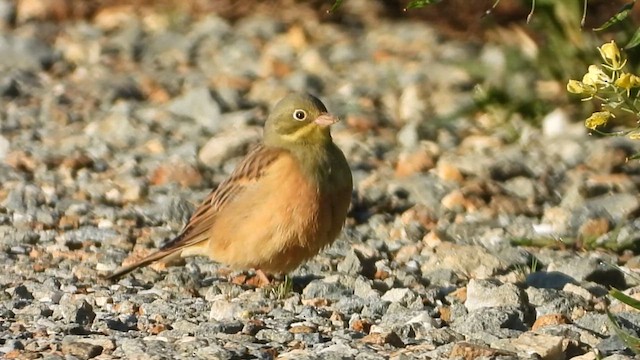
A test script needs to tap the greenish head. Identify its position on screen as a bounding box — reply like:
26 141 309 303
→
264 93 337 148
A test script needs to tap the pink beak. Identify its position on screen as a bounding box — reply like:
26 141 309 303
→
314 113 339 127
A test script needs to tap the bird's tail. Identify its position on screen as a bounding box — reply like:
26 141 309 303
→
104 249 180 280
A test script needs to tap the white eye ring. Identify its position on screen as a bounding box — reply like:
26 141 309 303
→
293 109 307 121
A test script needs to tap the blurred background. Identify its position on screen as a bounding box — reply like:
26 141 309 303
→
4 1 640 358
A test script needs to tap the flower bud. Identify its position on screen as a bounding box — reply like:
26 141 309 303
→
584 111 611 130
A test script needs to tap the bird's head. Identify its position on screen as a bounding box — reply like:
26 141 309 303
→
264 93 338 148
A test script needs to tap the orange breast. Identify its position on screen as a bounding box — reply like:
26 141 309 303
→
206 152 348 273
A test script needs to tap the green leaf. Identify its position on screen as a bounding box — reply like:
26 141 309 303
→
594 0 636 31
329 0 344 13
606 307 640 354
610 288 640 310
629 151 640 161
626 27 640 49
405 0 441 10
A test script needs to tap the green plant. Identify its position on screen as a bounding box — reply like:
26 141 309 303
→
513 256 540 282
267 275 294 300
567 40 640 158
607 288 640 355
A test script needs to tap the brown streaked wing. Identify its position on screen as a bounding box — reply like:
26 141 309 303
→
158 144 285 252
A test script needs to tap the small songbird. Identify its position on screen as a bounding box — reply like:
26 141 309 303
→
107 93 353 280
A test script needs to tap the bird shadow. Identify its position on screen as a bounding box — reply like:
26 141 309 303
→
199 272 322 293
289 274 323 293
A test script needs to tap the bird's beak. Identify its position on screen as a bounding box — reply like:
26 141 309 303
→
314 113 338 127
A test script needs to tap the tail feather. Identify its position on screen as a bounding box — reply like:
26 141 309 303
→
104 249 178 280
105 222 210 280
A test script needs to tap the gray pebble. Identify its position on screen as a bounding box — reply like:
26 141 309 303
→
465 279 526 311
302 279 354 301
55 298 95 326
255 328 294 343
452 306 527 342
167 86 222 133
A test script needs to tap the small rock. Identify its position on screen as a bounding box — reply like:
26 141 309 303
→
61 341 103 360
449 341 515 359
0 134 9 160
361 331 404 348
350 318 372 333
337 249 364 275
106 316 137 332
11 284 34 300
403 311 440 339
503 176 536 200
489 159 532 181
198 128 260 168
578 218 610 239
422 243 507 279
492 333 564 360
465 279 525 311
526 287 588 317
302 278 353 301
167 86 222 132
435 160 464 183
540 207 573 236
532 314 571 330
398 85 427 123
57 299 96 326
84 104 138 148
563 283 594 301
459 135 503 153
570 352 598 360
255 328 294 343
451 306 526 342
0 34 55 70
0 1 15 29
397 121 419 149
440 189 467 211
194 344 232 359
596 326 637 358
584 193 640 224
209 297 243 322
422 327 464 346
150 160 203 188
395 145 435 177
381 288 416 305
542 108 574 138
353 277 378 299
574 313 611 341
93 5 137 31
547 256 625 289
422 268 459 286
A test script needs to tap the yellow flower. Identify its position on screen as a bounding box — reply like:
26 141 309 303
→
629 131 640 140
584 111 611 130
566 80 585 94
614 72 640 90
599 41 626 70
566 79 597 97
582 65 610 87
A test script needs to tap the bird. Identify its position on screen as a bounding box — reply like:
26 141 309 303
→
106 93 353 281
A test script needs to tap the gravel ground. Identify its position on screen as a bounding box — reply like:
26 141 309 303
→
2 1 640 359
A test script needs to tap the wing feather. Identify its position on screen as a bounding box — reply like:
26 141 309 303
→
106 144 285 279
162 144 284 251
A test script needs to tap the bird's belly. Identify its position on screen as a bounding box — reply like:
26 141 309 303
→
208 195 330 273
206 155 340 273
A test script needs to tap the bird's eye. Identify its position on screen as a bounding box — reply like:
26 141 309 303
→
293 109 307 121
